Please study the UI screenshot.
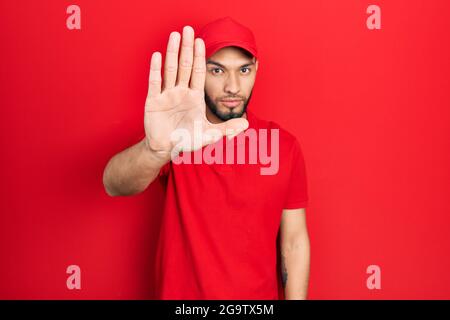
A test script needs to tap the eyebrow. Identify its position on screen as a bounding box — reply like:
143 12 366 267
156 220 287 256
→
206 60 255 69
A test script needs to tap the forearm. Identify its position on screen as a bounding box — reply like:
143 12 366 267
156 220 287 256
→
103 138 169 196
281 235 310 300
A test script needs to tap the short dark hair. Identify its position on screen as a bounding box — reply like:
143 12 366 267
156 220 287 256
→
232 46 255 60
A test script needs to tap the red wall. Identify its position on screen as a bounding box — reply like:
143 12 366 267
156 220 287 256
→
1 0 449 299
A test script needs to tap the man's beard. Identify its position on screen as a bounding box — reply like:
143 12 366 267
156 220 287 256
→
205 91 253 121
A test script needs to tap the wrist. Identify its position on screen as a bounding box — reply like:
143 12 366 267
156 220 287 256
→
141 138 171 169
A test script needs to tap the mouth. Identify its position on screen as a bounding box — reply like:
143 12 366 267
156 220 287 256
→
220 99 243 108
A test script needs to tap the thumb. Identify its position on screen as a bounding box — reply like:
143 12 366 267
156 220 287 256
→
206 118 249 139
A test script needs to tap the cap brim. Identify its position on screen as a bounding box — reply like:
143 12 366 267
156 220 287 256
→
207 41 257 59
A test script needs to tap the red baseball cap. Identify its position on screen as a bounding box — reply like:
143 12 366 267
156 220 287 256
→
197 17 258 60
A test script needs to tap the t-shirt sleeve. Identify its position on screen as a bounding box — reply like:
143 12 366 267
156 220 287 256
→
283 139 309 209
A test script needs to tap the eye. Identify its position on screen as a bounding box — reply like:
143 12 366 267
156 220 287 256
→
241 67 251 74
211 68 223 74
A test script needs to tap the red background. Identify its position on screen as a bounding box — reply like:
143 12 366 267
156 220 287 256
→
1 0 449 299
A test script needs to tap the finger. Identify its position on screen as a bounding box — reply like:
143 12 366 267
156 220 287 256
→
147 52 162 98
176 26 195 87
163 32 181 90
205 118 249 139
190 38 206 91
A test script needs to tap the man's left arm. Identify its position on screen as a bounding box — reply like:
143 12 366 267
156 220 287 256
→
279 208 310 300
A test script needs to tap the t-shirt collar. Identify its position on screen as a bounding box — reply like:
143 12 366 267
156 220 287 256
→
244 108 258 130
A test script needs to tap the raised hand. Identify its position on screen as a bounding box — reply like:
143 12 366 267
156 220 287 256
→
144 26 249 162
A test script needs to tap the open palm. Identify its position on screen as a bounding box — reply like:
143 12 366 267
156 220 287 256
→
144 26 248 160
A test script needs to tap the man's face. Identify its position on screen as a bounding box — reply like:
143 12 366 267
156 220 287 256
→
204 46 258 123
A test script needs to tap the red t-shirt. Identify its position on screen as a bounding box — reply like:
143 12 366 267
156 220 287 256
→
150 110 308 299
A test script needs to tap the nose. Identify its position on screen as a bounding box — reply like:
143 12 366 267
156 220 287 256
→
224 73 240 95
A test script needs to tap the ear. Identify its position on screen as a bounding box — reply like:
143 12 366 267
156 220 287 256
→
255 59 259 71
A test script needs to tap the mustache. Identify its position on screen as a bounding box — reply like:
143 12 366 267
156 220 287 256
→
219 96 246 101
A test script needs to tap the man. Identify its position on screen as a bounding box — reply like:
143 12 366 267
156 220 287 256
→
103 17 310 300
